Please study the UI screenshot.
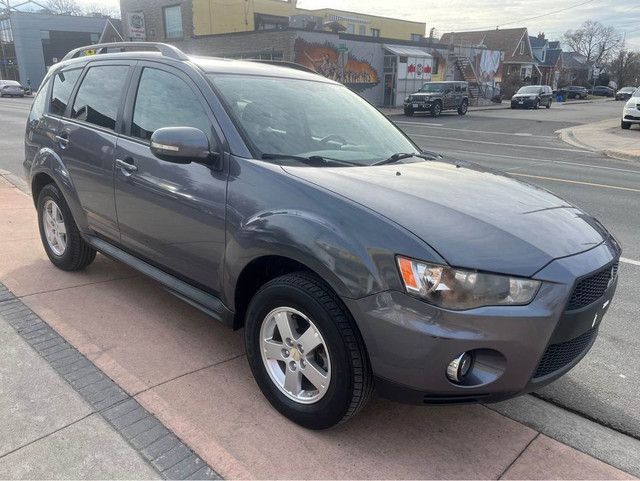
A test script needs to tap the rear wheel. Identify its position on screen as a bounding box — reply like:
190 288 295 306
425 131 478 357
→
621 120 632 130
457 100 468 115
404 107 414 117
245 272 373 429
430 101 442 117
37 183 96 271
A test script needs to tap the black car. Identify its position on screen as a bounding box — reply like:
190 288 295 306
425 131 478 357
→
403 81 469 117
592 86 615 97
616 87 636 101
511 85 553 109
557 85 588 100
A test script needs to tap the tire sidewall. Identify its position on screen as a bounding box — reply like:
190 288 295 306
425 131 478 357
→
37 184 76 268
245 280 356 428
458 101 468 115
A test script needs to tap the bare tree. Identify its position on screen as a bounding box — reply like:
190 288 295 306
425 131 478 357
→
45 0 82 15
608 49 640 87
562 21 623 66
82 2 121 18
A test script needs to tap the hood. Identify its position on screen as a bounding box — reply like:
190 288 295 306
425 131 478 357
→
411 92 441 98
513 93 539 98
282 160 609 277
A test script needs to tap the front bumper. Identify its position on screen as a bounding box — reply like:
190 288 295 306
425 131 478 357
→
511 97 538 107
344 238 620 405
404 99 435 111
623 105 640 123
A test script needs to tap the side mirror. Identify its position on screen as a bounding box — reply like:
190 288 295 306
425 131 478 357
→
150 127 221 169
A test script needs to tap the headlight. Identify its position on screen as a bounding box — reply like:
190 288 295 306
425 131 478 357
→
530 95 538 99
397 256 541 310
405 96 410 102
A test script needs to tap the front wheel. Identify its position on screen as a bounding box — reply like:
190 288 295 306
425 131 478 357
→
404 107 414 117
546 99 552 108
621 120 632 130
534 99 540 109
37 183 96 270
457 100 468 115
430 102 442 117
245 272 373 429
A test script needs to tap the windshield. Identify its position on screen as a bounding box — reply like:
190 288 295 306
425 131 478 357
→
633 88 640 98
419 83 447 93
620 87 635 93
209 75 419 166
517 86 542 94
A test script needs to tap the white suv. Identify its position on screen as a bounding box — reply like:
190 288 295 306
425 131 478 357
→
621 87 640 129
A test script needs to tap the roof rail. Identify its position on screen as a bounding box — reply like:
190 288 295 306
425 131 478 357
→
247 59 320 75
62 42 189 62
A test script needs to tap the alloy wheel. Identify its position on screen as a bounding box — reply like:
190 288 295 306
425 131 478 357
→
43 199 67 256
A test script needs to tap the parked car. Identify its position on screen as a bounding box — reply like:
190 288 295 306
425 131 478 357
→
621 87 640 129
0 79 25 97
557 85 588 100
403 81 469 117
615 87 636 101
25 43 621 429
511 85 553 109
592 86 615 97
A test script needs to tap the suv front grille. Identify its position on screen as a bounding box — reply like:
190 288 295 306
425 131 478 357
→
567 262 618 311
534 327 597 378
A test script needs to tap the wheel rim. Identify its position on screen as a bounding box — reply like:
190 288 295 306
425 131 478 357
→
434 104 441 115
43 199 67 256
259 307 331 404
461 102 467 113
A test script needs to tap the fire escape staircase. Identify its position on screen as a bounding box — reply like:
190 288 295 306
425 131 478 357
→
455 56 485 102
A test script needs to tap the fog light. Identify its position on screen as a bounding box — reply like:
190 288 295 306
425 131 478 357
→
446 352 473 383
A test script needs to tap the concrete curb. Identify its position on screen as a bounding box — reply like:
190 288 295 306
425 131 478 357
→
0 169 30 194
556 122 640 164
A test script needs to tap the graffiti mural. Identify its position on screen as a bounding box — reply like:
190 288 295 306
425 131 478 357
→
294 38 379 92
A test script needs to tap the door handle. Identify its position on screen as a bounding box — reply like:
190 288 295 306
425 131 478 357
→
55 133 69 149
115 158 138 175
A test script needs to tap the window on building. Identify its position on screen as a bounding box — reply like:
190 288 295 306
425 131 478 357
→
359 25 366 35
399 56 408 64
347 23 355 34
519 41 524 54
90 32 100 43
41 30 50 45
432 57 439 74
71 66 129 130
254 13 288 30
411 34 422 42
164 5 183 39
50 68 81 116
371 28 380 37
131 68 211 141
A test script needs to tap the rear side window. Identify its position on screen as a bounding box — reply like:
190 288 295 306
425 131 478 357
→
51 69 81 116
71 65 129 130
29 77 50 122
454 84 461 93
131 67 211 141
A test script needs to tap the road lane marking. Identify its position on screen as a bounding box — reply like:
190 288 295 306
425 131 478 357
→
621 257 640 266
409 133 596 153
445 149 640 175
396 121 556 138
511 173 640 193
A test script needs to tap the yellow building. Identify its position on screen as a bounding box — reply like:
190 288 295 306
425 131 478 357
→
192 0 425 41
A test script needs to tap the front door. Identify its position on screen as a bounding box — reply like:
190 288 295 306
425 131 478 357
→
114 63 227 294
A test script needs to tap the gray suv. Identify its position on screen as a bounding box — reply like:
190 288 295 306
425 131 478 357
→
25 43 620 429
403 81 469 117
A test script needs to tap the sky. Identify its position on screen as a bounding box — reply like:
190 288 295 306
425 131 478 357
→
75 0 640 51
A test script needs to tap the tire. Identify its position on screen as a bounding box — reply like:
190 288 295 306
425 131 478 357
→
245 272 373 430
546 99 552 108
534 99 540 109
404 107 414 117
457 100 468 115
430 101 442 117
621 120 631 130
37 183 96 271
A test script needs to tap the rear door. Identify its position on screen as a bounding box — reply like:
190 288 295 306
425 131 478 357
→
52 61 134 241
113 61 228 294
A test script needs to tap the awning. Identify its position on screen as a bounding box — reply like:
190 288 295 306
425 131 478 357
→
384 44 433 58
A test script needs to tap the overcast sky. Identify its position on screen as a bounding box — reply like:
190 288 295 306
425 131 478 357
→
76 0 640 50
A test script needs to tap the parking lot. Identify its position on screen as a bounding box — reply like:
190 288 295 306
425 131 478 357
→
1 96 639 478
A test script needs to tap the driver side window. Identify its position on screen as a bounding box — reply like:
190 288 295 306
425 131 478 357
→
131 68 212 141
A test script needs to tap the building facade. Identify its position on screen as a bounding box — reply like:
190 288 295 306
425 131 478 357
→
0 11 122 88
120 0 426 43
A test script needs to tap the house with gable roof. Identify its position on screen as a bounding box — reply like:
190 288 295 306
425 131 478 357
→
530 33 563 89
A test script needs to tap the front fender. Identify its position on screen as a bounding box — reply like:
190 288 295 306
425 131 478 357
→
28 147 88 233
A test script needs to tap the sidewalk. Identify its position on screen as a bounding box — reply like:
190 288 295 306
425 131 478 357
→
557 118 640 163
0 173 637 480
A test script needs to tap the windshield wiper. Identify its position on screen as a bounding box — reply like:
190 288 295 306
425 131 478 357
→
372 152 434 166
261 153 360 167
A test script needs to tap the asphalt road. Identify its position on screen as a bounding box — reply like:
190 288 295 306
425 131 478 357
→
394 99 640 439
2 96 639 439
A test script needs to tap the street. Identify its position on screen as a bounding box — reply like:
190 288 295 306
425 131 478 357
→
392 100 640 439
2 96 639 457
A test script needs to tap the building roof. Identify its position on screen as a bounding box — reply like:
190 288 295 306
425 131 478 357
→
541 49 561 67
384 44 432 57
548 41 560 49
440 28 533 63
562 51 591 69
529 36 547 48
